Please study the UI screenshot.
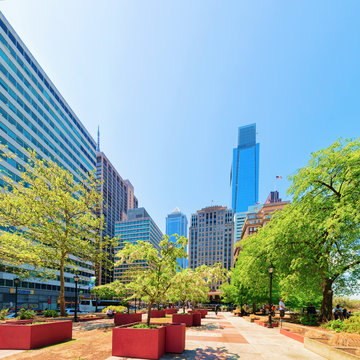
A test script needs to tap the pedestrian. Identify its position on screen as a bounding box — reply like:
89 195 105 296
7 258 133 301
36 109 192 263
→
279 298 286 319
333 304 342 320
215 304 220 315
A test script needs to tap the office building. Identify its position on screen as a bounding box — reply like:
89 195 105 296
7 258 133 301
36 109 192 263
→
234 204 261 244
165 208 188 269
234 191 290 261
189 206 234 273
231 124 260 213
114 208 163 282
0 12 96 309
96 149 138 285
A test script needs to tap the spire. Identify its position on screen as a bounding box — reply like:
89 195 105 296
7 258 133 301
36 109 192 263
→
96 126 100 152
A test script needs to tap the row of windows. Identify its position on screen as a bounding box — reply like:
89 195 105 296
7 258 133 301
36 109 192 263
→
0 102 83 183
0 19 96 154
0 71 91 174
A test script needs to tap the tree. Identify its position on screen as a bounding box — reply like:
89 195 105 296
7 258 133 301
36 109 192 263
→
115 235 187 325
91 280 127 299
168 264 227 313
0 150 114 316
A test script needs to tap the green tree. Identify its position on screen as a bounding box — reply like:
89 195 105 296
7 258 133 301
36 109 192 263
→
0 150 114 316
115 235 187 325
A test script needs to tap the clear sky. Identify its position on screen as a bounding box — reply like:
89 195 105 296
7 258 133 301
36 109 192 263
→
2 0 360 233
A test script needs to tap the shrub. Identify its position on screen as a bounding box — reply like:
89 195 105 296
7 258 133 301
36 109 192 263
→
298 314 318 326
132 324 158 329
42 309 59 318
101 305 126 314
18 308 36 320
0 309 9 320
321 313 360 333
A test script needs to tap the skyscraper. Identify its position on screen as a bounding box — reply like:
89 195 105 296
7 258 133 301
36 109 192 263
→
96 149 138 285
0 12 96 308
165 208 188 269
231 124 260 213
114 208 163 282
189 206 234 272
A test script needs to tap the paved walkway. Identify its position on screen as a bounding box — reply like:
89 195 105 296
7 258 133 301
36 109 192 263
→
107 312 326 360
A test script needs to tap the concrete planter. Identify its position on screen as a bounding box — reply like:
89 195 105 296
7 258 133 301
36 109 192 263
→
165 309 178 315
280 328 304 343
5 320 34 324
254 319 278 327
0 321 72 349
304 338 360 360
112 326 166 359
192 313 201 326
114 313 142 326
150 310 166 318
172 314 193 327
165 323 186 354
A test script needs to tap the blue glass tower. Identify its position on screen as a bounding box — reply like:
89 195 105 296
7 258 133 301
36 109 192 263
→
166 208 188 269
231 124 259 213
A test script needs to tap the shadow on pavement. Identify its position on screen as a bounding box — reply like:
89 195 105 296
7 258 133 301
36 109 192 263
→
188 323 221 331
162 346 240 359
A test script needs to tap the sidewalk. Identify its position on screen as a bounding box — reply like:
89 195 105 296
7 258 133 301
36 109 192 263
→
108 311 326 360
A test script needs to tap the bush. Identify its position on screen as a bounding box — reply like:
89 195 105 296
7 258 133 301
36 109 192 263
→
298 314 318 326
131 324 158 329
18 308 36 320
42 309 59 318
101 305 126 314
321 312 360 333
0 309 9 320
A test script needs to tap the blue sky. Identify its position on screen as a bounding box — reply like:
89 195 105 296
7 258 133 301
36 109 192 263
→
2 0 360 233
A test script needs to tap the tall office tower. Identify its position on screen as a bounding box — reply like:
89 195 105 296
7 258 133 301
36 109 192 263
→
231 123 260 213
165 208 188 269
114 208 163 282
0 12 96 309
96 150 138 285
189 206 234 274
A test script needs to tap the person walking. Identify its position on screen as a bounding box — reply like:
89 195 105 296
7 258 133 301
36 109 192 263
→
279 298 286 319
215 304 220 315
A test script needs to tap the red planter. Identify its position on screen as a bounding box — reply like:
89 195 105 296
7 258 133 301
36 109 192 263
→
165 323 186 353
150 310 166 318
254 320 279 328
280 328 304 343
0 321 72 349
192 313 201 326
5 320 34 324
172 314 193 327
112 326 166 359
165 309 178 315
196 309 207 318
114 313 142 326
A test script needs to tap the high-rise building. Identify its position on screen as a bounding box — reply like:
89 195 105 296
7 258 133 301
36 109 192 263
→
234 204 261 244
189 206 234 272
114 208 163 282
234 192 290 262
96 149 138 285
231 124 260 213
165 208 188 269
0 12 96 309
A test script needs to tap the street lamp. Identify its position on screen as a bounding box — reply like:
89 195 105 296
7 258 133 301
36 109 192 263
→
14 278 20 318
74 275 79 322
267 265 274 328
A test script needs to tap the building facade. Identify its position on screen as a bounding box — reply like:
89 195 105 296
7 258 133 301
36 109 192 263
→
234 192 290 261
96 151 138 285
231 123 260 213
114 208 163 282
234 204 261 244
189 206 234 273
0 12 96 309
165 208 188 269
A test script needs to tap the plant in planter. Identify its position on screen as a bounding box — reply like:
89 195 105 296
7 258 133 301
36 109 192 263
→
43 310 59 318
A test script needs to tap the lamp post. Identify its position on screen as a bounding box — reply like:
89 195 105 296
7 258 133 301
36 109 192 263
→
74 275 79 322
267 265 274 328
14 278 20 318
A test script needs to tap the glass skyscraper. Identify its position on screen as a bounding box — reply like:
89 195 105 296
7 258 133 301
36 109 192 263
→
231 123 260 213
165 208 188 269
0 12 96 309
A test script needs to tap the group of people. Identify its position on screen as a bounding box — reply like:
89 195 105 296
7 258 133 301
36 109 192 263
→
333 304 352 320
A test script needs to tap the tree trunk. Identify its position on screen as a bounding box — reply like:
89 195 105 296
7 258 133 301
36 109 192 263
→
320 278 333 322
252 303 256 314
183 302 186 313
59 258 66 316
147 303 153 326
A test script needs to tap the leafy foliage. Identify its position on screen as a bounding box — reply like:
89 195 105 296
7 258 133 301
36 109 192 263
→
18 308 36 319
101 305 127 313
0 150 115 316
115 234 188 325
298 314 319 326
0 308 9 320
42 309 59 318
